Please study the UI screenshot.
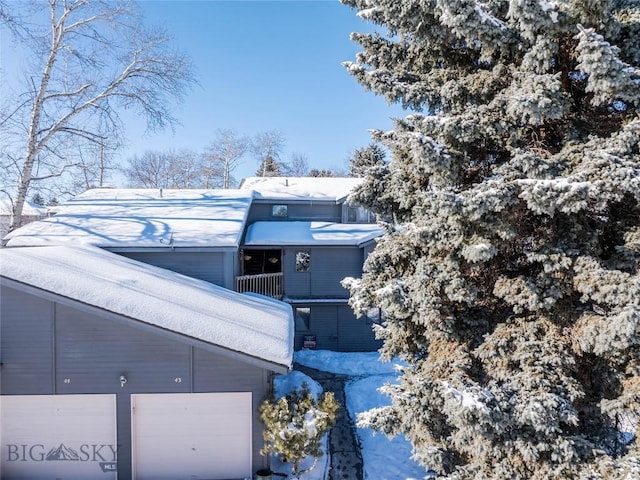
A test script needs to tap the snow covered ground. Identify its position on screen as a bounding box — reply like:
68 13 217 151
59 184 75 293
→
270 350 429 480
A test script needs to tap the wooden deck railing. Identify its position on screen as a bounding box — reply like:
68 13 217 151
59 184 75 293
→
235 272 283 299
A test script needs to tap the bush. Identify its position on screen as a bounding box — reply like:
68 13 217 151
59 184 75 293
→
259 383 339 477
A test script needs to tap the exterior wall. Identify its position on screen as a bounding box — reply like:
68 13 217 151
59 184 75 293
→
117 250 233 288
337 304 383 352
309 247 363 297
246 202 342 223
283 247 311 298
363 242 376 259
0 285 272 479
282 246 363 299
341 204 377 224
293 303 382 352
0 289 53 394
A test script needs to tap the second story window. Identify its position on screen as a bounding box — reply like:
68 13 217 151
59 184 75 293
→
347 207 357 223
295 251 311 272
272 204 288 218
346 205 376 223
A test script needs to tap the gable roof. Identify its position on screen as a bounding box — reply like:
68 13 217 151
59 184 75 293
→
239 177 363 203
244 221 383 247
3 189 253 249
0 245 293 371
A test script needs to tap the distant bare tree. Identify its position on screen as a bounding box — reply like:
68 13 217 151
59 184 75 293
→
202 129 249 188
253 130 285 177
281 153 310 177
126 151 171 188
1 0 194 231
126 150 201 189
171 149 202 189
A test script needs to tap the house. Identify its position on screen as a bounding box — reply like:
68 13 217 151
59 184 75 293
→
239 176 376 224
238 177 383 351
2 189 254 289
3 178 384 351
0 244 293 480
0 198 50 239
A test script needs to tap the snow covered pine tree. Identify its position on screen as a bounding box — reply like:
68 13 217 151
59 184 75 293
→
340 1 640 479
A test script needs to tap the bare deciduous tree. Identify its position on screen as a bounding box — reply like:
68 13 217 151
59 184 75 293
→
281 153 310 177
201 129 249 188
252 130 285 177
1 0 194 232
125 150 200 189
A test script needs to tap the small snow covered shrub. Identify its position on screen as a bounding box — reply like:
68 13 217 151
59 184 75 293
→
259 383 339 478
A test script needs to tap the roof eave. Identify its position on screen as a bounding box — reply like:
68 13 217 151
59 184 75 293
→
1 276 292 374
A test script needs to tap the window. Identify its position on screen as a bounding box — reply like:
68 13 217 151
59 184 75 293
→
346 205 376 223
271 205 288 218
295 251 311 272
347 207 357 223
295 307 311 331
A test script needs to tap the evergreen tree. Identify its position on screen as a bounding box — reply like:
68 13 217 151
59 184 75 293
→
31 193 44 206
308 168 336 177
341 1 640 479
348 142 387 176
256 156 282 177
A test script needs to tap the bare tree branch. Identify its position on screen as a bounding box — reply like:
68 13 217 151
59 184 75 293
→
2 0 195 231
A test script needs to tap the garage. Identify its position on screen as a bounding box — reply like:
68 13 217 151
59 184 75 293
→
1 245 294 479
131 392 252 480
0 394 117 480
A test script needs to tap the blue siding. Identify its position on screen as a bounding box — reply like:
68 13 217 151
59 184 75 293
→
307 305 338 350
282 247 363 299
310 247 363 297
247 202 342 223
118 251 228 287
1 289 273 478
293 303 381 352
337 304 383 352
0 287 54 394
55 304 192 395
283 247 311 297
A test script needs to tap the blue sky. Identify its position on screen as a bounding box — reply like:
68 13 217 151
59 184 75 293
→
122 0 404 180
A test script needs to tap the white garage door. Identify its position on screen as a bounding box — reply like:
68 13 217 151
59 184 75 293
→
131 392 252 480
0 395 117 480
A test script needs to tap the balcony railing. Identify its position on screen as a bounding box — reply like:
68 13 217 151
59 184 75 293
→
235 272 283 299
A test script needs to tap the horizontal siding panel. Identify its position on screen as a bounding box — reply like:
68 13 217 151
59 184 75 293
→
0 287 53 394
311 247 363 297
119 251 226 287
55 304 191 394
247 203 342 223
338 304 382 352
304 305 338 351
283 248 311 298
192 348 265 392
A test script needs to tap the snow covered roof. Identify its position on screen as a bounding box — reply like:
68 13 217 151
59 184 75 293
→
0 245 294 371
3 188 253 248
0 199 49 216
240 177 363 203
244 221 383 247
